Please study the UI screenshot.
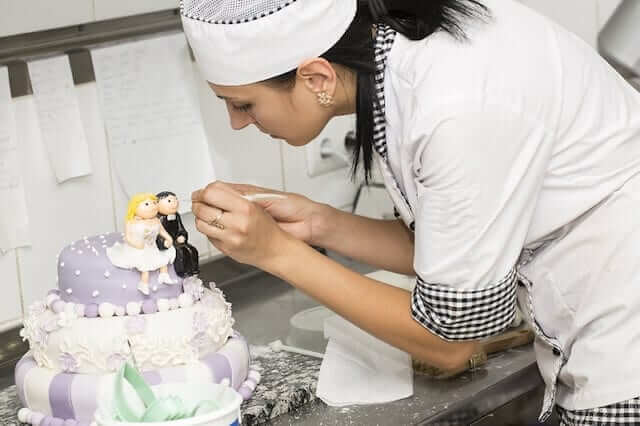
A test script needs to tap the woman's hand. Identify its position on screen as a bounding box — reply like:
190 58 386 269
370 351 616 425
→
191 181 297 270
206 182 327 245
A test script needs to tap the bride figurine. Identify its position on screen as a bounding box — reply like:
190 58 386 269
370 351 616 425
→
107 193 177 295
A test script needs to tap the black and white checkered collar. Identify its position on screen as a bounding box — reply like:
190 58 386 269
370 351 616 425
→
372 24 397 160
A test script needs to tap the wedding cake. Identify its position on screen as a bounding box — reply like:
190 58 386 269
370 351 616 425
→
15 193 259 425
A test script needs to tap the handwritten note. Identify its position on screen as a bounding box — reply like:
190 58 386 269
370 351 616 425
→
27 55 92 183
91 33 215 212
0 66 31 252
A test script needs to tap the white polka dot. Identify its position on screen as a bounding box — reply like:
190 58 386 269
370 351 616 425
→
18 408 30 423
104 271 111 278
77 250 83 255
122 284 127 289
92 290 100 297
152 285 158 292
60 262 64 267
75 270 81 276
66 288 72 294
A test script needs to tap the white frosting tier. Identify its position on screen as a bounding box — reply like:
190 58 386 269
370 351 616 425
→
15 334 257 425
21 288 234 374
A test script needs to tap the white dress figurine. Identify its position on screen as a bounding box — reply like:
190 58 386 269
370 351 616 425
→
107 193 177 295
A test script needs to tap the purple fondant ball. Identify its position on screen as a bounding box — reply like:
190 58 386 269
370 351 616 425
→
51 300 65 314
39 415 54 426
47 289 61 297
239 385 252 400
50 418 65 426
85 304 99 318
142 299 157 314
30 412 45 425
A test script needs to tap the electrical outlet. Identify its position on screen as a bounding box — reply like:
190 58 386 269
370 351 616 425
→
305 115 356 178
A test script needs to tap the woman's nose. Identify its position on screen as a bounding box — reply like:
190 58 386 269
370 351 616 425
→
229 109 254 130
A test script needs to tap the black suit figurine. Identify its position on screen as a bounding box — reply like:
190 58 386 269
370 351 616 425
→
156 191 200 277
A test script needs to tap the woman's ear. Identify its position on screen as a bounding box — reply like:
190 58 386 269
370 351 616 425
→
297 58 338 96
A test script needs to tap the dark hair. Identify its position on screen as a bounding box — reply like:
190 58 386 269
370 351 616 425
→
156 191 177 199
268 0 489 183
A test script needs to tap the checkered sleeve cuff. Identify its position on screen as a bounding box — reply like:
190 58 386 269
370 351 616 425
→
411 268 518 341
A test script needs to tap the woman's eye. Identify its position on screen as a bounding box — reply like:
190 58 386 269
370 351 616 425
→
232 104 252 112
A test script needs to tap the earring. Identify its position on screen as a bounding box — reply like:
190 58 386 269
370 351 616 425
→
316 91 334 107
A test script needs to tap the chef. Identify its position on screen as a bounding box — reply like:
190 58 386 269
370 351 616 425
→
185 0 640 423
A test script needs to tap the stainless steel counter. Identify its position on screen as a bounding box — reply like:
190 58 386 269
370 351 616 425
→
218 256 547 425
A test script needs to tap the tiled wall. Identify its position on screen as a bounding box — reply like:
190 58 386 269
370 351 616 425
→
0 0 627 329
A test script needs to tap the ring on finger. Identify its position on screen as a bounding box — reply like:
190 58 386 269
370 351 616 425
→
208 210 225 230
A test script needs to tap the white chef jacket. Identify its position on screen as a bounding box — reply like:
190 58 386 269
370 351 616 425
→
376 0 640 419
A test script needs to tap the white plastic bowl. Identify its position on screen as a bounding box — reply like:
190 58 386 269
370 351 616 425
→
94 382 242 426
286 306 334 353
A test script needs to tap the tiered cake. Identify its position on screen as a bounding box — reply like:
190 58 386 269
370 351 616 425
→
15 233 258 426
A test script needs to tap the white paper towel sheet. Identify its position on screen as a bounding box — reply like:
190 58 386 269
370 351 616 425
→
91 33 215 212
28 55 92 183
0 67 31 252
316 314 413 406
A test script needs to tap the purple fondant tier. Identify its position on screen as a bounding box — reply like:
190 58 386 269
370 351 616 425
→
57 233 182 306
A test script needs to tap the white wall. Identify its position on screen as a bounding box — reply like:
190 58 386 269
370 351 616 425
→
14 84 117 312
517 0 623 48
0 1 180 38
0 0 94 38
94 0 178 21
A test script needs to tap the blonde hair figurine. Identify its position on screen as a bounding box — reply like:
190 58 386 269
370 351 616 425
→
107 193 177 295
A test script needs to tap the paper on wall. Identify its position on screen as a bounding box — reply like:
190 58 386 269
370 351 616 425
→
28 55 92 183
0 66 31 253
91 33 215 213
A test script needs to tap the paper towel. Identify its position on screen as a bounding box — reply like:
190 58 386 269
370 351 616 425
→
316 315 413 406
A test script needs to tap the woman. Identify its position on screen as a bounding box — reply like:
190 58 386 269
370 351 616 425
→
184 0 640 423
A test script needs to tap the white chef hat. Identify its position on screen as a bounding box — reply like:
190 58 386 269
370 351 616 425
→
180 0 358 86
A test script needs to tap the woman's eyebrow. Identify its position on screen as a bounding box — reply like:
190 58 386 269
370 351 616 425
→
216 95 239 100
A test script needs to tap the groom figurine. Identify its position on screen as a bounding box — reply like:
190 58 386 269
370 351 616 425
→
156 191 200 277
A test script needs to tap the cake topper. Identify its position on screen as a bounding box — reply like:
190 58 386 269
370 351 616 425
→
107 193 177 295
156 191 200 277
